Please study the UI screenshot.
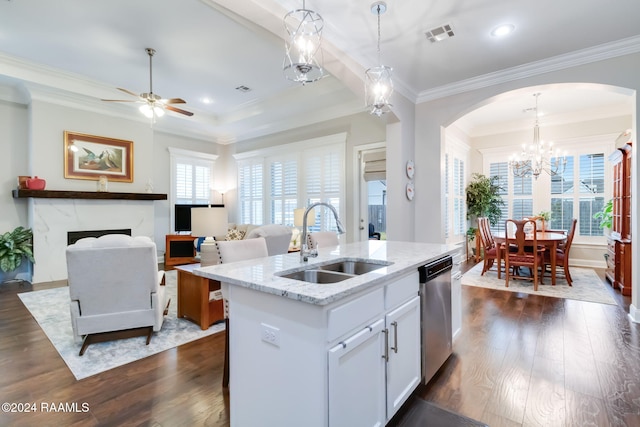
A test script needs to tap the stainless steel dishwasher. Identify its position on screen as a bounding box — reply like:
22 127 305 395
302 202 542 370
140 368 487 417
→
418 255 453 384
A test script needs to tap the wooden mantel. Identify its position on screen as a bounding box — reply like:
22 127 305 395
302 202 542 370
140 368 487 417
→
12 189 167 201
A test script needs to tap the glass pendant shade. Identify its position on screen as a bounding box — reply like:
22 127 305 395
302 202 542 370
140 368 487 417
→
365 2 393 116
365 65 393 116
283 4 324 84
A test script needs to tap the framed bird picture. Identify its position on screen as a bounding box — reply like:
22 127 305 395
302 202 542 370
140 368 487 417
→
63 131 133 182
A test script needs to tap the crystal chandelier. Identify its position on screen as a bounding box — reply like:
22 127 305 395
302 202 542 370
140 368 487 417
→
509 93 566 180
365 1 393 116
283 0 324 84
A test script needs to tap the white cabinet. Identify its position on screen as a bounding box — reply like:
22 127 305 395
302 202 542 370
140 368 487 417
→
328 319 386 427
385 296 421 417
328 272 421 425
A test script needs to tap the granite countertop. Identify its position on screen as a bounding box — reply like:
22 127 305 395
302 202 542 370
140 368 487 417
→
193 240 458 306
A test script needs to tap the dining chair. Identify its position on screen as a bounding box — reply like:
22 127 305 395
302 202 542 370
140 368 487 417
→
503 219 546 290
214 237 269 388
307 231 340 249
477 217 501 275
544 218 577 286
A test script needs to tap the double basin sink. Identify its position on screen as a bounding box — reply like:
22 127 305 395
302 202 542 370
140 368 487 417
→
277 259 392 284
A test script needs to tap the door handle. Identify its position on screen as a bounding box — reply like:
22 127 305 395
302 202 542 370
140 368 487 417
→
390 321 398 353
382 328 389 362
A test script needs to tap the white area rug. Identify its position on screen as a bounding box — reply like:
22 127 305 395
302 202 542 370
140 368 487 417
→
18 270 225 380
462 263 617 305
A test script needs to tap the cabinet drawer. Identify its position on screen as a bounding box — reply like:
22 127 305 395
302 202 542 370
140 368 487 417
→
327 288 384 342
385 271 419 310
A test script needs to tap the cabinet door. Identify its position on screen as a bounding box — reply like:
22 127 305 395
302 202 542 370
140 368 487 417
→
328 318 386 427
385 296 421 419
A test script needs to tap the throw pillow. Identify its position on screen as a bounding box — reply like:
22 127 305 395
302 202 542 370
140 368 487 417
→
226 228 246 241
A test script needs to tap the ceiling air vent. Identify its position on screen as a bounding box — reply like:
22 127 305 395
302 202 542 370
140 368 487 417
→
425 24 455 43
235 85 252 93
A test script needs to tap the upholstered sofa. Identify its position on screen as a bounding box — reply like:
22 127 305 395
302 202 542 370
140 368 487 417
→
217 223 293 256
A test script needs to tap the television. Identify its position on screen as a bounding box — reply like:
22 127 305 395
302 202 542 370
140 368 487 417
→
174 204 224 233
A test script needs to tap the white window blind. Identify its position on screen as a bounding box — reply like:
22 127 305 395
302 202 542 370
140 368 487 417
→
269 156 298 225
304 145 344 232
444 153 449 239
362 150 386 181
172 153 214 204
235 134 346 228
453 158 465 236
238 159 264 225
489 162 509 233
578 153 605 237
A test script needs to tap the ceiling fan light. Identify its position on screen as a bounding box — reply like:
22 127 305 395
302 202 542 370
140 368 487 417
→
154 106 165 117
139 104 154 118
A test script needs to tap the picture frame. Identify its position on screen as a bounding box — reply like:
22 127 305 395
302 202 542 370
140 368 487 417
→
64 131 133 182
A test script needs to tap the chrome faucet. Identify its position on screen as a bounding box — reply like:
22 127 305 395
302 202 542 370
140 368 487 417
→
300 202 346 262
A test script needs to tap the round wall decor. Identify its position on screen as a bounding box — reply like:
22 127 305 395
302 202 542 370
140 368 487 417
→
406 160 415 178
406 182 415 200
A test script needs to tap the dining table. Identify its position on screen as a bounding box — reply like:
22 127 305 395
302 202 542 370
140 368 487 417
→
493 231 567 286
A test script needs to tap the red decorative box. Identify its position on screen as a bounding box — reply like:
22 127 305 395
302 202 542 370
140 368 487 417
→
26 176 46 190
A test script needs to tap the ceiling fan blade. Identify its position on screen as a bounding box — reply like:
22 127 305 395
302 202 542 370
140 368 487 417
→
117 87 141 98
163 98 186 104
166 105 194 117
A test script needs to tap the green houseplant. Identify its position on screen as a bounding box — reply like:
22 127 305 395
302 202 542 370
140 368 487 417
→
593 199 613 231
465 173 504 259
466 173 505 226
0 226 35 274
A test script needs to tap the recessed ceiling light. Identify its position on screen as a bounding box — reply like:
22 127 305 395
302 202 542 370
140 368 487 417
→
491 24 515 37
201 97 213 104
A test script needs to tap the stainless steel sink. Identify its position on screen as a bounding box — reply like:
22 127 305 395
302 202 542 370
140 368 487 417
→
280 269 354 284
277 259 393 284
317 260 388 275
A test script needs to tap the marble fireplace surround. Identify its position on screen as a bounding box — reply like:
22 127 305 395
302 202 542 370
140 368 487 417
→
26 193 163 284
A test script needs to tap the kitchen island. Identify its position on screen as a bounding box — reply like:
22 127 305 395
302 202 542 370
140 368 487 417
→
194 240 459 427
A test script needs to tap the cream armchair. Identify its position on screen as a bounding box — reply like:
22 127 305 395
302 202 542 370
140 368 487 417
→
244 224 293 255
66 234 168 355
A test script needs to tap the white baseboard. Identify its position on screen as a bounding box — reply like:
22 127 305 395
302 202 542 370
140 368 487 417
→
569 257 606 269
629 304 640 324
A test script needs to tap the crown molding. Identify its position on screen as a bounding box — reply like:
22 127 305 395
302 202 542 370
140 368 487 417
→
416 35 640 104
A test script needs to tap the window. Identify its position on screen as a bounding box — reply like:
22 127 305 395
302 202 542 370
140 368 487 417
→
235 133 346 228
578 153 605 237
169 148 217 205
481 135 613 243
238 159 264 225
444 137 470 243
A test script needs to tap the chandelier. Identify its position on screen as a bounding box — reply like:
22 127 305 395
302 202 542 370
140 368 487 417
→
283 0 324 84
509 93 566 180
365 1 393 116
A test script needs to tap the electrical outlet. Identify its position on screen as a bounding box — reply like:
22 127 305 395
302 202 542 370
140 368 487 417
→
261 323 280 347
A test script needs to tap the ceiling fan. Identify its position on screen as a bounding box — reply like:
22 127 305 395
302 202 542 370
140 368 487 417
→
102 47 194 118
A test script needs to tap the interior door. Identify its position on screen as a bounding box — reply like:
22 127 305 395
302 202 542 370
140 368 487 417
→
356 145 386 242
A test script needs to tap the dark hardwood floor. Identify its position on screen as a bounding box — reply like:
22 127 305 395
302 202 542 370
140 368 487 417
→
1 261 638 426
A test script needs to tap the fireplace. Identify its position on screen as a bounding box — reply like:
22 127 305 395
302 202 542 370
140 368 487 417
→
29 198 156 283
67 229 132 246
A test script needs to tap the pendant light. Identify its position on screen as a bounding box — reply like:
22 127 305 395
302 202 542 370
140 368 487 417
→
365 1 393 116
283 0 324 84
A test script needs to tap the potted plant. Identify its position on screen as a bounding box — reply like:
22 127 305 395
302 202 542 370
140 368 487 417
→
465 173 504 260
0 226 35 281
466 173 504 226
594 199 613 232
535 210 551 231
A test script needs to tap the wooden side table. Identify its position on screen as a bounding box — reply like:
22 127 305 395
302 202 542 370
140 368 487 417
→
176 263 224 330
